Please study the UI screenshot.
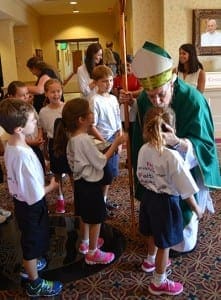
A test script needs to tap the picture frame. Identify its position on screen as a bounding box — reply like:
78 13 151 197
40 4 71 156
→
192 9 221 55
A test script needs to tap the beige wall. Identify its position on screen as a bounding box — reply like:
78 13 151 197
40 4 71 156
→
130 0 221 71
38 13 119 71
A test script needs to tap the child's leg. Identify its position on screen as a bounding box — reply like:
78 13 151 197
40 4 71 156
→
55 175 65 213
23 258 38 280
155 247 169 275
88 223 100 250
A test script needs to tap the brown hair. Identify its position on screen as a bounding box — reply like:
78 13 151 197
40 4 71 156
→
143 107 175 153
92 65 113 81
53 98 90 157
0 98 34 134
7 81 26 97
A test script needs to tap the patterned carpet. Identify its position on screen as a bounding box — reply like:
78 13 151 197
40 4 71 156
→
0 153 221 299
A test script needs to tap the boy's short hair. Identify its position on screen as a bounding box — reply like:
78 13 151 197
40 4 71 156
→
92 65 113 81
0 98 34 134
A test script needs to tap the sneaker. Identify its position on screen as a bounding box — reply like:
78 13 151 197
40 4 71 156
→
85 249 115 265
0 208 11 218
20 257 47 279
56 198 65 213
148 278 183 296
0 214 6 224
26 278 63 297
106 200 119 210
142 259 171 273
79 237 104 254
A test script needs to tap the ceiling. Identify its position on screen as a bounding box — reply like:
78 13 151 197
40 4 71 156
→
22 0 117 15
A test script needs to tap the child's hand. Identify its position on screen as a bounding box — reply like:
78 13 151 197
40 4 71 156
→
49 176 59 190
115 132 128 145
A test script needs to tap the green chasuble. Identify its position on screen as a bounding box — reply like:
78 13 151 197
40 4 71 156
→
132 78 221 226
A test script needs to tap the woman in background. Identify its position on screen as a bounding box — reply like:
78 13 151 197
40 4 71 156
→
174 43 205 93
77 42 103 100
26 57 63 113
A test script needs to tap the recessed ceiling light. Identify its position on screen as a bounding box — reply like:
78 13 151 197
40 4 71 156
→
70 1 77 4
73 10 79 13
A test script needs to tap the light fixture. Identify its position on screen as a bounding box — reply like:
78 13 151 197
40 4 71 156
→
70 1 77 4
73 10 79 13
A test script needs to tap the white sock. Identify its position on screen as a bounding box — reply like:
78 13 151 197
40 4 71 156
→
82 239 89 244
88 248 97 255
146 254 156 264
152 271 166 287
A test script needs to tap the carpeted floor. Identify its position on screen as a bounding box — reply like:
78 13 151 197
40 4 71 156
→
0 152 221 299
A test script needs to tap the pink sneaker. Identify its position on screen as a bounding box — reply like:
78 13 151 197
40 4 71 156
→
79 237 104 254
148 278 183 296
85 249 115 265
141 259 171 273
56 198 65 213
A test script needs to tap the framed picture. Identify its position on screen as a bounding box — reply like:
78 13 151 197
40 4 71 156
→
35 49 43 60
193 9 221 55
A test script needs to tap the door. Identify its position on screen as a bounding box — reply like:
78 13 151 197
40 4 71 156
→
72 50 82 73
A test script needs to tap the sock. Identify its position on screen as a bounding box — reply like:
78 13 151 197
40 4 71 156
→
146 254 156 264
30 277 42 287
104 196 107 203
88 248 97 255
82 239 89 244
152 271 166 287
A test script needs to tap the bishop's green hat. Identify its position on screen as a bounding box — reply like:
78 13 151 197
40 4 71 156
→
131 41 173 90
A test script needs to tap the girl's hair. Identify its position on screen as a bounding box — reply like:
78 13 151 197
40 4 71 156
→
143 107 176 153
44 78 62 92
7 81 26 97
26 57 61 81
178 43 203 73
92 65 113 81
85 42 103 77
0 98 33 134
53 98 90 157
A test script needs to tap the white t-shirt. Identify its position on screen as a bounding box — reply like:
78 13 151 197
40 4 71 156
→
137 144 199 199
89 93 121 140
4 144 45 205
67 133 107 182
77 64 97 100
39 104 64 138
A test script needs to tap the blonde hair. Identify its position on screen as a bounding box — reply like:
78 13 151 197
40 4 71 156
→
143 107 176 153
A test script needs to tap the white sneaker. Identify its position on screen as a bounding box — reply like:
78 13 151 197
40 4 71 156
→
0 214 7 224
0 208 11 218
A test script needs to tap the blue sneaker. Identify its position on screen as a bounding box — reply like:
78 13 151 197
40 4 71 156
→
20 257 47 279
26 279 63 297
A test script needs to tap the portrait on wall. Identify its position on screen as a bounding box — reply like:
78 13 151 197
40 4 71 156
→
193 9 221 55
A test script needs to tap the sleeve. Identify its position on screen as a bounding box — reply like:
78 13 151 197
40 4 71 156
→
12 155 45 203
77 65 91 97
169 151 199 199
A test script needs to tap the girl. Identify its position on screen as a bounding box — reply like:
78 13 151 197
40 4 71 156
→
7 81 45 173
137 107 202 296
54 98 126 264
77 42 103 100
39 78 72 213
175 43 205 93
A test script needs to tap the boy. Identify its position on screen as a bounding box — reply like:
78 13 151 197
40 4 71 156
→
0 98 63 297
89 65 122 216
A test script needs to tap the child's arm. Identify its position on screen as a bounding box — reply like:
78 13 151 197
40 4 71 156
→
45 176 59 194
185 195 203 219
89 125 106 142
105 132 127 160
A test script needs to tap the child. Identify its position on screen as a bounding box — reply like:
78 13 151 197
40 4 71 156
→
39 78 73 213
137 107 202 296
7 80 45 172
54 98 127 264
0 98 62 297
89 65 122 214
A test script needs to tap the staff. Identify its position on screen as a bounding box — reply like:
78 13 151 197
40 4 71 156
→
119 0 136 235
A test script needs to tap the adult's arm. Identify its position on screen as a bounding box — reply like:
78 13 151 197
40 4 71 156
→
27 74 51 95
